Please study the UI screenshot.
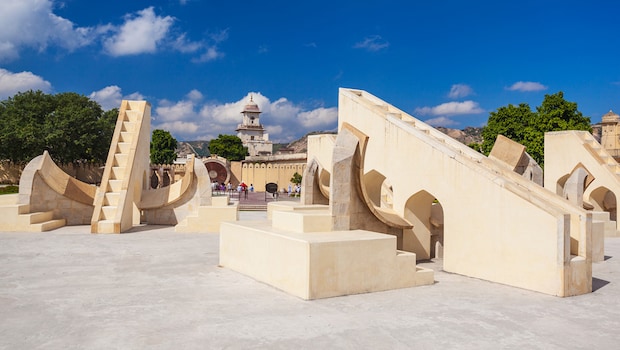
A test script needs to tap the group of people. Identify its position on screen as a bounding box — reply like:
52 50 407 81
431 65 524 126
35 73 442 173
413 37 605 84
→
210 180 254 197
236 182 254 193
287 183 301 196
211 180 304 198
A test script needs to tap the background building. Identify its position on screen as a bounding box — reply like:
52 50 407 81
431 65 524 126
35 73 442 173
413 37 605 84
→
600 110 620 161
236 96 273 157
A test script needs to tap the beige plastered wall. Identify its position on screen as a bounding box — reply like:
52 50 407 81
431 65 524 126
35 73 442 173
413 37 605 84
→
233 161 306 192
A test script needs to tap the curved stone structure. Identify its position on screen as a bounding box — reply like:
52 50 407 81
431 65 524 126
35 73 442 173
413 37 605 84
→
306 88 601 297
0 151 95 231
22 151 96 206
140 156 198 210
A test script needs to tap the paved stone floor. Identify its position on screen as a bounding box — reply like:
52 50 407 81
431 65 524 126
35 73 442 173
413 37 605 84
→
1 211 619 349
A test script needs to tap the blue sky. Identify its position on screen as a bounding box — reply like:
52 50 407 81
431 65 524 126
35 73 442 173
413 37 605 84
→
1 0 619 142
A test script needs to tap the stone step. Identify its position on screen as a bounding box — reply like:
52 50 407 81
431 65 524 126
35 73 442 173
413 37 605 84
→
96 220 117 233
0 204 31 216
239 204 267 211
122 121 137 133
101 206 117 220
114 153 128 167
119 131 133 143
108 180 122 192
104 192 119 206
125 110 141 122
111 166 126 180
116 142 130 154
21 210 54 224
31 219 66 232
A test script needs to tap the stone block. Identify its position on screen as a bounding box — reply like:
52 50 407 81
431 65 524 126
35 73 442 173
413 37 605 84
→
272 209 332 233
220 221 433 300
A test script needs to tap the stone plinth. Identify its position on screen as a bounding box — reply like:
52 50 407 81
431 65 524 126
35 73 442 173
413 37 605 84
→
219 220 433 300
175 196 238 233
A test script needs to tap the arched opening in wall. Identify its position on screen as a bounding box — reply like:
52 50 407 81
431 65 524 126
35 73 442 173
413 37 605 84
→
589 186 617 223
362 170 386 209
162 168 171 187
150 169 159 189
318 168 330 200
403 190 444 262
556 173 570 196
303 159 329 204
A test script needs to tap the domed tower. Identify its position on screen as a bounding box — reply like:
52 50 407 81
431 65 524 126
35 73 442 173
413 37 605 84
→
236 95 273 157
601 110 620 161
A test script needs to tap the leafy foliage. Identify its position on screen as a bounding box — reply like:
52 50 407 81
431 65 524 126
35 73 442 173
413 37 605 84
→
150 129 178 164
0 90 114 164
290 172 302 185
0 185 19 195
208 134 247 161
480 92 591 167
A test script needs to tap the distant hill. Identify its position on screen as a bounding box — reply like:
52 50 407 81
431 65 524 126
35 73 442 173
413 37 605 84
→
177 128 481 158
177 141 210 158
435 126 483 145
277 131 338 154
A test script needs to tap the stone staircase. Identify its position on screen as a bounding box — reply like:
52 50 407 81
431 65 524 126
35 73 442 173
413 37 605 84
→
0 197 65 232
581 133 620 177
238 203 268 211
91 101 150 233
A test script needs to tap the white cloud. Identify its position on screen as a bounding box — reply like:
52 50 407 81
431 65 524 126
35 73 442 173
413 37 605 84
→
125 92 145 101
353 35 389 52
155 120 199 135
210 29 229 43
89 85 144 110
414 100 484 116
155 100 197 122
172 33 202 53
103 7 174 56
0 68 52 99
148 91 337 142
424 116 458 127
297 107 338 129
266 125 283 136
448 84 474 99
506 81 548 92
192 46 224 63
186 89 203 101
0 0 96 62
0 2 215 62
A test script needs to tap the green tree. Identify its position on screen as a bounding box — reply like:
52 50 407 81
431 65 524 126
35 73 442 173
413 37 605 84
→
208 134 247 161
480 103 535 156
150 129 178 164
96 108 119 161
44 92 107 164
480 92 591 167
0 90 113 164
290 172 302 185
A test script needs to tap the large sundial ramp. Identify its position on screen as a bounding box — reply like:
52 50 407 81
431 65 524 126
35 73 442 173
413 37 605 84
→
331 88 599 297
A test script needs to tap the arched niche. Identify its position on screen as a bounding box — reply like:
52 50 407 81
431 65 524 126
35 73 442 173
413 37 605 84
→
589 186 617 222
403 190 444 261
